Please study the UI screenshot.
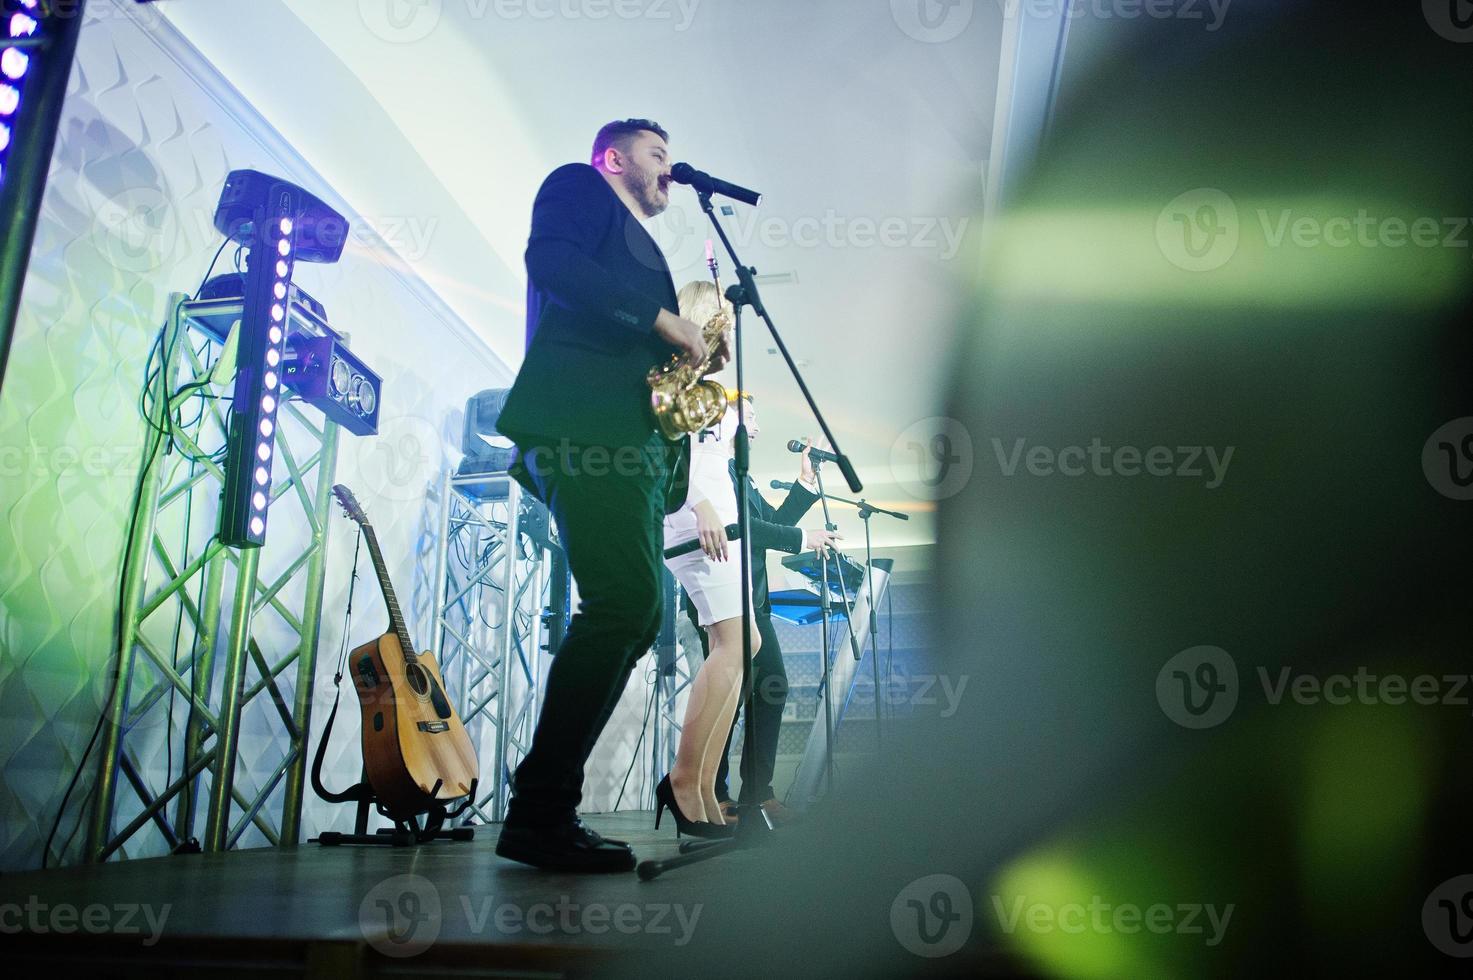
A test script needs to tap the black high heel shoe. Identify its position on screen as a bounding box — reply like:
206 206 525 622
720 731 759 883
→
654 775 733 839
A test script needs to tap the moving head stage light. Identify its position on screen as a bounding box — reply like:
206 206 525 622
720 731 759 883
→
213 168 348 263
211 169 353 549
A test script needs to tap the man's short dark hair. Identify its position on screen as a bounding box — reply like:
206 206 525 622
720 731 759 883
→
591 119 669 170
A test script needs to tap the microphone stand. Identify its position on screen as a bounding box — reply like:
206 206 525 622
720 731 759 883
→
809 458 862 794
853 498 904 741
636 188 862 881
774 481 908 752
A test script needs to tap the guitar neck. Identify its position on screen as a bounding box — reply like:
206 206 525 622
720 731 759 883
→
361 524 415 660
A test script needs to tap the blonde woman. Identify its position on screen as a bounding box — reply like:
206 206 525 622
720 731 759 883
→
655 280 760 837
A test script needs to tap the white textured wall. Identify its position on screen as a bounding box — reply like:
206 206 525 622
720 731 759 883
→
0 1 532 867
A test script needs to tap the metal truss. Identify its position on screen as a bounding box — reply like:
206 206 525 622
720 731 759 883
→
429 472 562 823
85 291 340 861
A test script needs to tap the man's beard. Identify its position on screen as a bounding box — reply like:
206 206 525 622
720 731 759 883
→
624 164 668 217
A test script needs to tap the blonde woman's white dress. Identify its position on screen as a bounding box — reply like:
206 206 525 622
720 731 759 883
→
663 412 750 626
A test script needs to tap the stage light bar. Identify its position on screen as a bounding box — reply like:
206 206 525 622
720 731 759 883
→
215 171 347 548
192 272 381 436
281 335 382 437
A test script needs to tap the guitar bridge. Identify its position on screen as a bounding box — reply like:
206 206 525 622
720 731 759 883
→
416 720 450 734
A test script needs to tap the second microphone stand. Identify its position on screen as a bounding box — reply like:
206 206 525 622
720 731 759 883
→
809 457 861 795
799 481 908 748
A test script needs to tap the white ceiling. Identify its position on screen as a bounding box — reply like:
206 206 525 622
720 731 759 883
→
159 0 1006 551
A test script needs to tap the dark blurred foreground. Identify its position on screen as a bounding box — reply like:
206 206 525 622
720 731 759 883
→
625 4 1473 977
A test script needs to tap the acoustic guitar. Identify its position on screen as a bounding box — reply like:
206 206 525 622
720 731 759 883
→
331 484 478 818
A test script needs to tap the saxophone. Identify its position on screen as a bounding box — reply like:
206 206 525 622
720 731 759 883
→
647 252 731 441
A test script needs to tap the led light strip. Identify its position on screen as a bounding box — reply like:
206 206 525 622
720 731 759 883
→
234 213 295 543
0 1 41 188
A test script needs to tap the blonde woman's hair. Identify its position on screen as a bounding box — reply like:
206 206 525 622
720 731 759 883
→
676 279 733 326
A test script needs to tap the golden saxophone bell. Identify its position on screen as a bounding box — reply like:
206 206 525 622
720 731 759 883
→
647 306 731 440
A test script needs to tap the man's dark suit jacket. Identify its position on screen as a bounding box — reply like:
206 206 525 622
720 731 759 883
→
495 163 689 509
724 458 819 614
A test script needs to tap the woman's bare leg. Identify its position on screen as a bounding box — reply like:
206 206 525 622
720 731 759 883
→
694 617 760 822
670 615 759 824
669 620 738 824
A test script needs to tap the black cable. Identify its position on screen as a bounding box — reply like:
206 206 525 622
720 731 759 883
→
139 323 223 463
136 328 169 442
337 528 364 678
444 523 482 633
161 336 228 803
170 336 218 448
194 238 230 301
165 461 217 807
136 234 224 449
167 377 230 464
160 336 216 796
143 238 228 463
164 336 227 464
173 336 214 433
312 528 363 808
163 465 191 798
155 340 225 802
56 772 90 860
42 319 174 868
40 243 230 869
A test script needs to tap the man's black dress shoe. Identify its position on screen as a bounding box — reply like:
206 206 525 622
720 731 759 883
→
495 817 635 873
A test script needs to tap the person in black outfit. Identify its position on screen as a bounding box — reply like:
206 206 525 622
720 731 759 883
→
492 119 726 873
683 395 838 825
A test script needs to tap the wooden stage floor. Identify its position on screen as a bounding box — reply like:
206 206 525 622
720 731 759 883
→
7 809 1028 978
5 811 751 976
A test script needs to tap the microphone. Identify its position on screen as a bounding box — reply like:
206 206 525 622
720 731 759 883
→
788 439 841 464
670 163 762 207
770 480 794 491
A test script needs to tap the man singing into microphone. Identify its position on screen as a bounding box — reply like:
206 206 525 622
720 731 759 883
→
493 119 723 872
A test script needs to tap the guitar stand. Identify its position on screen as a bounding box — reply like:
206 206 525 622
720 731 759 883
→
312 770 479 847
309 665 479 847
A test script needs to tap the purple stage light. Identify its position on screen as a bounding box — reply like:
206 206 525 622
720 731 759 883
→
0 1 44 193
211 170 348 546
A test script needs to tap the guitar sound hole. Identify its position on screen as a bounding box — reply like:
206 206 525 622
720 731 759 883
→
404 663 432 699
